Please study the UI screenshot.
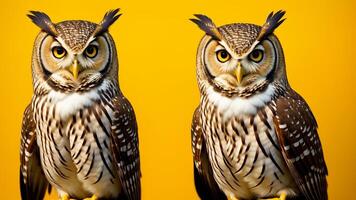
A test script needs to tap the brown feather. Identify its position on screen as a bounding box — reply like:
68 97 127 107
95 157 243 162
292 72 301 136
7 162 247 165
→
256 10 286 42
93 8 122 36
110 95 141 200
27 11 58 36
191 107 227 200
20 105 50 200
190 14 223 40
273 88 328 200
192 107 203 172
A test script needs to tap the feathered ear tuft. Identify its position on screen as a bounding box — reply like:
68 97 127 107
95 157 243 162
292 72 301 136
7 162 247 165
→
190 14 222 40
27 11 58 36
256 10 286 41
93 8 122 36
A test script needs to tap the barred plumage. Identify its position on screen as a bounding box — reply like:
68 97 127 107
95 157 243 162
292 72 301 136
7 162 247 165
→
20 9 141 200
191 11 327 200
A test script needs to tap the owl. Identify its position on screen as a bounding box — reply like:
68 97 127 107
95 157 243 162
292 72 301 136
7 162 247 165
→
190 11 328 200
19 9 141 200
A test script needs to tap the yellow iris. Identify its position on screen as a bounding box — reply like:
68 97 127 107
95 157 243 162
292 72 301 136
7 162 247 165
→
85 45 98 58
248 49 264 62
52 46 66 59
216 50 231 63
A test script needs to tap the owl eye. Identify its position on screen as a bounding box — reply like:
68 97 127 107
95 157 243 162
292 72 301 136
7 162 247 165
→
52 46 67 59
248 49 264 63
84 45 98 58
216 50 231 63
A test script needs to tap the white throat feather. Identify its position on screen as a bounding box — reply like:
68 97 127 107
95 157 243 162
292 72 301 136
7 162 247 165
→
47 80 110 119
205 84 275 121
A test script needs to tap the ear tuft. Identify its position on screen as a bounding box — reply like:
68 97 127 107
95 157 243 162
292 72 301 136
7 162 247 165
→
93 8 122 36
27 11 58 36
256 10 286 41
190 14 222 40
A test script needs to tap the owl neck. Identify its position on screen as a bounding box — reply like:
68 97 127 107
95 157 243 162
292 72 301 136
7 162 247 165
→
200 81 280 120
33 79 119 120
199 75 272 98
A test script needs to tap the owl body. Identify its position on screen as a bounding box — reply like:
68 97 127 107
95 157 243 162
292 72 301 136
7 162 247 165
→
20 9 141 200
32 79 121 199
191 11 328 200
199 83 298 199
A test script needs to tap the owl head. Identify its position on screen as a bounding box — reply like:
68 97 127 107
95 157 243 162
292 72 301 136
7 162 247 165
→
28 9 121 93
191 11 286 97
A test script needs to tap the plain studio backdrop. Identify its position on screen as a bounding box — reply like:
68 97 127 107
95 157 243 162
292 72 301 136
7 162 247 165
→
0 0 355 199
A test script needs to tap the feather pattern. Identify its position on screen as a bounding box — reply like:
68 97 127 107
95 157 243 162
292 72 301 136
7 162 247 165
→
190 14 223 40
111 95 141 200
273 88 328 200
94 9 122 36
27 11 58 36
191 107 227 200
198 87 300 199
192 107 203 173
20 105 51 200
30 79 140 199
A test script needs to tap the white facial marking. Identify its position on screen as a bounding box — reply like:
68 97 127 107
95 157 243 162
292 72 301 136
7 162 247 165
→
47 80 110 119
206 84 275 120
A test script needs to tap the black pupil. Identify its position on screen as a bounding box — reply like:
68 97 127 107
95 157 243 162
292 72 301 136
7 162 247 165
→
220 50 228 58
56 47 64 55
87 46 94 54
252 50 261 59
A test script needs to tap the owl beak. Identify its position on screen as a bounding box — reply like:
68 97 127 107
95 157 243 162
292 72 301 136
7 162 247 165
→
68 59 81 80
235 62 244 84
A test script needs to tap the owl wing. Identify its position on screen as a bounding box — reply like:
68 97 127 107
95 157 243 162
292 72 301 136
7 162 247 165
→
20 105 51 200
110 95 141 200
191 107 227 200
273 89 328 200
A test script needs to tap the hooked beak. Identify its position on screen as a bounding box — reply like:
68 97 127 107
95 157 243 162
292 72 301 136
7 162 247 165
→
68 59 81 80
235 62 245 84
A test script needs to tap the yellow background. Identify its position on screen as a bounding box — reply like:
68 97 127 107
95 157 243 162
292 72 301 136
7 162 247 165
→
0 0 355 199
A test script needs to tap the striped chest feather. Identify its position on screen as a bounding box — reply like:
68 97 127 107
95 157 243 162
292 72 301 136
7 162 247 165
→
200 87 298 199
31 85 121 199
